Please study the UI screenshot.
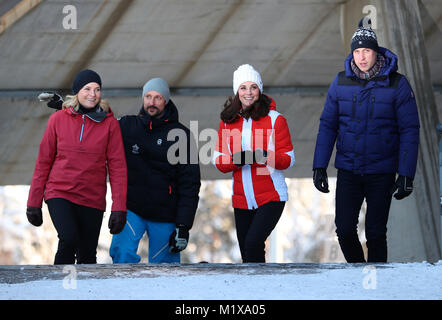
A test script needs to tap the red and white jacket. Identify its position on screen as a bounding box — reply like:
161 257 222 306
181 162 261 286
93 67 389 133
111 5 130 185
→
213 97 294 209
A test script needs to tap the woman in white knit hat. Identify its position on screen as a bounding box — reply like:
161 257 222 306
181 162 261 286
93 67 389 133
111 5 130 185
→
213 64 295 262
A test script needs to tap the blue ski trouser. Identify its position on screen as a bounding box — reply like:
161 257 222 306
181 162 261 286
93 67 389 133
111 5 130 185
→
110 210 180 263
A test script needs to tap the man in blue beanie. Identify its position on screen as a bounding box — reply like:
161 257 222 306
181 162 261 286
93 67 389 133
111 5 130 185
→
312 19 420 263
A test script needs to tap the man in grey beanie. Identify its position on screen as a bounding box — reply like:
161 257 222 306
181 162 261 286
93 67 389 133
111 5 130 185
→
142 78 171 118
109 77 201 264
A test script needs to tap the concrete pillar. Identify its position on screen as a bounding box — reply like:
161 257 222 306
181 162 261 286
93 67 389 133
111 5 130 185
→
438 124 442 249
376 0 441 262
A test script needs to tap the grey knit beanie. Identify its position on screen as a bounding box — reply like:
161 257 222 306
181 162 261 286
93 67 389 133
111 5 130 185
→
142 78 170 104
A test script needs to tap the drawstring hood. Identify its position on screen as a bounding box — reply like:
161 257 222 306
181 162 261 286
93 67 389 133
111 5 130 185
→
78 104 98 115
345 47 399 86
68 104 108 123
65 105 112 142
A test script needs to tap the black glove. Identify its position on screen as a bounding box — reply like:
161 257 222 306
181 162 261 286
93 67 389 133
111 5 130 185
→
313 168 329 193
26 206 43 227
391 175 413 200
169 224 189 253
253 149 268 164
38 92 63 110
232 150 254 166
232 150 268 166
108 211 127 234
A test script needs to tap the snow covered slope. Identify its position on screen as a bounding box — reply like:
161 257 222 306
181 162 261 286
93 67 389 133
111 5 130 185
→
0 262 441 300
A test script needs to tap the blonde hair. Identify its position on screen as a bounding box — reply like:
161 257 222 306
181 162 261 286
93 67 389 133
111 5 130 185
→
62 95 110 113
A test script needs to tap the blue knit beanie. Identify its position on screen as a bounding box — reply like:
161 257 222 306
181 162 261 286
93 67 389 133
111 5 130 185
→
351 18 379 53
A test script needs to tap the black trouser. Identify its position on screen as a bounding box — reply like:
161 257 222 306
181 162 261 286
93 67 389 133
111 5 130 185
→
46 198 104 265
335 169 395 263
234 201 285 263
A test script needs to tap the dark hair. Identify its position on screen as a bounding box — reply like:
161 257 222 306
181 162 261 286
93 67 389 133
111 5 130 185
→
220 93 271 123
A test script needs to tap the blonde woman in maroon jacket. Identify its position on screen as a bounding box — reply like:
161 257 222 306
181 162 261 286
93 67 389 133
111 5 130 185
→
213 64 295 262
26 69 127 264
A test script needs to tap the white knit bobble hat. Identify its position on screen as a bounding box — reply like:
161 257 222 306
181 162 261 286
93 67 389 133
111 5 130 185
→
233 64 263 95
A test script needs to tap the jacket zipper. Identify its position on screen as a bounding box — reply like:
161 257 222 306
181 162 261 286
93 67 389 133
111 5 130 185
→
352 94 357 119
79 115 85 142
369 96 375 118
79 113 104 142
403 148 408 162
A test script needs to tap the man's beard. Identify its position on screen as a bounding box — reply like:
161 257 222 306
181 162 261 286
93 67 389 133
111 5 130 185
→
147 105 159 112
146 105 160 115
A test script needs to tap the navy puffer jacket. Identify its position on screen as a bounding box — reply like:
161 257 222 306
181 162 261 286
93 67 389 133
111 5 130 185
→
313 47 420 179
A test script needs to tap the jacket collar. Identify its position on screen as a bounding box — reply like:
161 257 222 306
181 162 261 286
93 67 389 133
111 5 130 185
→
138 99 179 130
344 47 399 87
267 95 276 111
65 105 110 123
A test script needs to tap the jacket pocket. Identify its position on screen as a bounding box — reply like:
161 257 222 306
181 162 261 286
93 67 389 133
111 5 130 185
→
381 130 399 156
336 129 348 152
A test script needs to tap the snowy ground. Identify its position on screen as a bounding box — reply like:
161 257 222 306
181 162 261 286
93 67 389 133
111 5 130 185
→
0 261 441 300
